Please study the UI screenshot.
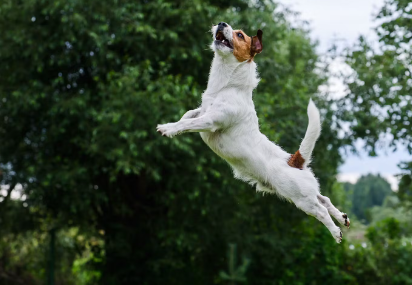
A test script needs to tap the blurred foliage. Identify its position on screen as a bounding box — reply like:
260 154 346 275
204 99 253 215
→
218 244 250 284
351 174 392 223
397 161 412 204
340 0 412 155
344 221 412 285
0 0 411 284
337 1 412 281
341 183 412 285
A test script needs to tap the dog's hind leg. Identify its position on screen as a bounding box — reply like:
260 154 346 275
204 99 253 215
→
317 194 350 228
294 197 343 243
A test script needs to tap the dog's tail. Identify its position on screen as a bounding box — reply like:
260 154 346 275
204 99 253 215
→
299 99 321 166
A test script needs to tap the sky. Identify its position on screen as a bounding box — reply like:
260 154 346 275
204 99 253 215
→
277 0 412 189
279 0 384 52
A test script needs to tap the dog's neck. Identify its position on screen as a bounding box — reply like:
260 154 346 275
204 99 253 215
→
204 54 260 97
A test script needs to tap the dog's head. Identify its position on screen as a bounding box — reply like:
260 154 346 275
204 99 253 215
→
211 22 263 62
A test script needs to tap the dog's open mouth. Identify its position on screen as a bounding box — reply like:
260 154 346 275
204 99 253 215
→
215 31 233 49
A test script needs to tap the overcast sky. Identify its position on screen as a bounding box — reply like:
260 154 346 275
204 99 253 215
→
277 0 412 189
279 0 384 52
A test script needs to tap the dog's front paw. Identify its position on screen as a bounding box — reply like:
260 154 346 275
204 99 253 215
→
156 123 179 138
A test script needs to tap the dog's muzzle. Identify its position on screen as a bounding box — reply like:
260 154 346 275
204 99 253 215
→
215 22 233 49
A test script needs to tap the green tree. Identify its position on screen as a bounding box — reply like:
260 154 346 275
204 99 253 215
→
397 161 412 204
340 0 412 155
351 174 392 222
341 0 412 215
0 0 347 284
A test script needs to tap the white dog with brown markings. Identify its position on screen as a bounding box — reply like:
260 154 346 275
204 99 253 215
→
157 22 350 243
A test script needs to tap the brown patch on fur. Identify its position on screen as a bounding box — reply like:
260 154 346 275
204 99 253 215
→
232 30 253 62
288 150 305 169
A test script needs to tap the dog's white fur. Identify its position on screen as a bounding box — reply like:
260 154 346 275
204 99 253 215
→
157 23 349 243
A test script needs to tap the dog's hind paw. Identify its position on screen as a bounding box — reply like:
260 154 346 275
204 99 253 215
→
343 213 350 229
335 230 343 244
332 227 343 243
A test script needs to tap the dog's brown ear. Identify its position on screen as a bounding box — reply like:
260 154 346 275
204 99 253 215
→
250 29 263 56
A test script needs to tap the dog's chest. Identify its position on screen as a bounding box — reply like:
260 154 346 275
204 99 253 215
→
200 92 258 162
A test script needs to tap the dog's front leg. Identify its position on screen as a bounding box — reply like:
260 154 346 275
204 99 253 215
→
157 113 221 138
180 108 201 120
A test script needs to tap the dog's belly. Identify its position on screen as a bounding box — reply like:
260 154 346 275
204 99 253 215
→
201 131 239 161
201 131 248 163
200 128 294 193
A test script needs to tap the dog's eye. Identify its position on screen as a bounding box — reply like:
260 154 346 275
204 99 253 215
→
237 33 244 39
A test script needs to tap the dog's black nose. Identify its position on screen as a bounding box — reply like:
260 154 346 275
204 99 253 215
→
217 22 228 32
